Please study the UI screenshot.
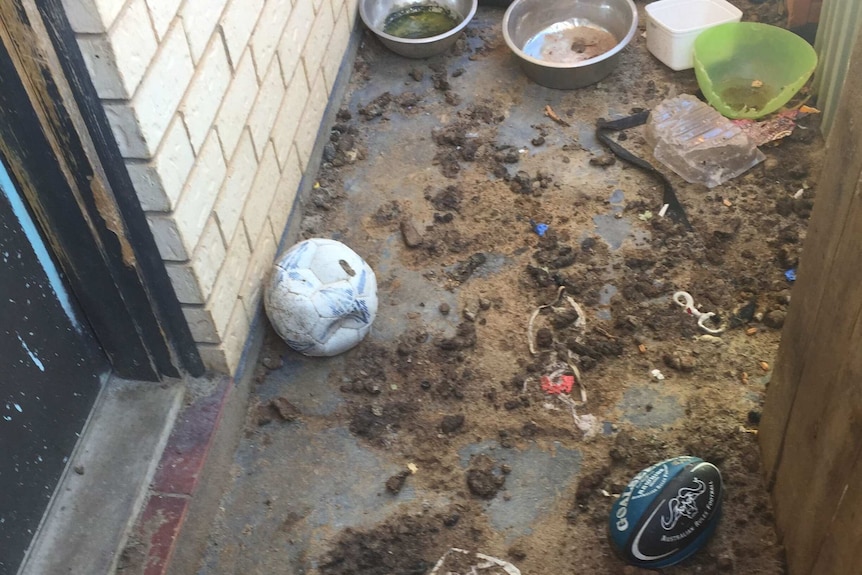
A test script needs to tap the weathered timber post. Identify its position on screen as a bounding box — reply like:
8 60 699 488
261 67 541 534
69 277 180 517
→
760 24 862 575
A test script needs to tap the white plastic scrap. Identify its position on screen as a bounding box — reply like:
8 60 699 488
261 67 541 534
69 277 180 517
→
650 369 666 381
429 548 521 575
673 291 725 334
575 413 600 437
557 393 599 438
570 300 587 329
528 286 586 355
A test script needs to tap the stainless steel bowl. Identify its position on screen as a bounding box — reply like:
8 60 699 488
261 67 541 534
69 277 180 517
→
503 0 638 89
360 0 478 59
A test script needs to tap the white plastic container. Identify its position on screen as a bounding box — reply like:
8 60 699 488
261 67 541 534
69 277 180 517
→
645 0 742 71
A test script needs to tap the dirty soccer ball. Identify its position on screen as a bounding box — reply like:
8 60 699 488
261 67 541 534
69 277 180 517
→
264 238 378 357
608 456 723 568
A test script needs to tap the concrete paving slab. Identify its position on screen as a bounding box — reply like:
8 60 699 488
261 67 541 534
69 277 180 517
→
196 423 442 575
458 441 582 542
618 385 684 428
258 354 342 417
18 377 183 575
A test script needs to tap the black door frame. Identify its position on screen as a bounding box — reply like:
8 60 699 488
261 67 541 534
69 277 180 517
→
0 1 203 380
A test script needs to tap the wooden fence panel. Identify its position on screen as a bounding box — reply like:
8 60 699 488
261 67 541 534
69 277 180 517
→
759 25 862 575
787 0 823 27
809 454 862 574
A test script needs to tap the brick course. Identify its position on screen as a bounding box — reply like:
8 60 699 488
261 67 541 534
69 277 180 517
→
180 0 229 63
277 0 314 85
132 22 194 155
215 50 258 160
63 0 358 374
220 0 264 68
215 131 258 244
145 0 183 40
302 0 335 88
241 142 280 249
180 39 232 153
247 59 286 158
272 66 309 169
173 132 227 254
249 0 293 80
126 116 195 211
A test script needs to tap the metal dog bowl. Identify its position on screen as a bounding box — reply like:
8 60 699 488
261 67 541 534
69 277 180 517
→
360 0 478 59
503 0 638 89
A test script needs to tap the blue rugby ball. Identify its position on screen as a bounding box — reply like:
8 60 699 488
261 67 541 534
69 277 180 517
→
608 456 723 568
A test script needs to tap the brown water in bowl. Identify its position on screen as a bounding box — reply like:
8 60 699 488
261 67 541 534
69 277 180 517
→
716 79 779 114
383 5 461 39
522 20 617 64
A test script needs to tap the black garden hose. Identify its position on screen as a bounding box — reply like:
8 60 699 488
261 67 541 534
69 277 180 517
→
596 112 693 231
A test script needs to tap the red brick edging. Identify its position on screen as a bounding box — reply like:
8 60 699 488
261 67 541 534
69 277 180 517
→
129 377 231 575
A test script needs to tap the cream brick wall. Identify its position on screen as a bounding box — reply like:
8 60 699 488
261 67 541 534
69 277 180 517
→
62 0 357 374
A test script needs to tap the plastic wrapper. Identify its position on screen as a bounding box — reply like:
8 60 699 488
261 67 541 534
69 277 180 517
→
645 94 765 188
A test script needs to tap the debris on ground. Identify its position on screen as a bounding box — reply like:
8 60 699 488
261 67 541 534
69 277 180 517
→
429 548 522 575
256 397 301 425
674 291 725 334
543 104 570 127
540 372 575 395
528 286 585 354
646 95 765 188
466 455 506 499
204 5 819 574
569 406 599 438
400 219 423 248
763 310 786 329
385 470 409 494
530 220 549 236
596 111 693 229
590 153 616 167
733 106 821 146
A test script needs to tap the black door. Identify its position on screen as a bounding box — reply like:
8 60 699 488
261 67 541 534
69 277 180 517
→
0 157 107 575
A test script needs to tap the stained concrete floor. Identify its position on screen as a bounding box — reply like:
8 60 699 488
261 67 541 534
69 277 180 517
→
194 6 772 574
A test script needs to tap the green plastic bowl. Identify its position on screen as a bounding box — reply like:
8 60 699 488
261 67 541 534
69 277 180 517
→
693 22 817 119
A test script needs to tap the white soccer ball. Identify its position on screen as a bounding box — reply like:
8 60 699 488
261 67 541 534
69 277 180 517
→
264 238 378 357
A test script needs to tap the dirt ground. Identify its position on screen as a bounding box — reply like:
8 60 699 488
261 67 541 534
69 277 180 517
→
199 1 823 573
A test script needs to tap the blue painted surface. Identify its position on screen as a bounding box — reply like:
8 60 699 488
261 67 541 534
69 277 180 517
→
15 333 45 372
0 163 81 333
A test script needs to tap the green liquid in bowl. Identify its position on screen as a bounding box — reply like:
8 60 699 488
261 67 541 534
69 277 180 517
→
383 5 461 39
